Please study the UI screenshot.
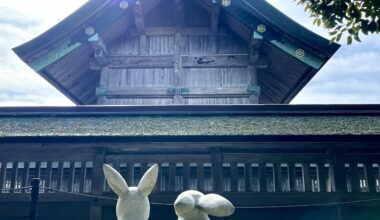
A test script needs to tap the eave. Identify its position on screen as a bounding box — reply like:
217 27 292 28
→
12 0 340 105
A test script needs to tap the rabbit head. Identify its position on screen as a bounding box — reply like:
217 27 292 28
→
103 164 158 220
174 190 235 220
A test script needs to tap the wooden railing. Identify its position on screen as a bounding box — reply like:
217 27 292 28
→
1 151 380 198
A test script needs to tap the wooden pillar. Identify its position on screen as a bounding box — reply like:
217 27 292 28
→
169 163 176 191
318 163 327 192
231 162 238 192
211 148 222 193
245 163 252 192
97 67 109 105
247 33 262 104
274 163 282 192
183 163 190 190
79 162 86 193
366 162 376 192
91 147 106 220
22 162 30 193
197 163 204 191
303 163 312 192
288 163 296 192
45 162 52 190
329 149 348 220
259 163 267 192
10 162 18 190
174 32 183 104
0 161 5 190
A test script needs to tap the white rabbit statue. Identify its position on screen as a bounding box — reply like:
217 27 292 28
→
174 190 235 220
103 164 158 220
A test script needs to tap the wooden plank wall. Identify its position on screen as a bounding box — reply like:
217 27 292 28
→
97 0 255 105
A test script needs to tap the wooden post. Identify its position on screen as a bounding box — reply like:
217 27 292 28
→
259 163 267 192
211 148 222 193
29 178 40 220
366 162 376 192
245 163 252 192
91 147 106 220
288 163 296 192
274 163 282 192
0 161 5 191
303 163 311 192
231 162 238 192
329 149 348 220
318 163 327 192
183 163 190 190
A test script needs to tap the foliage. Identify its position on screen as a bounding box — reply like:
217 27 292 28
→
296 0 380 44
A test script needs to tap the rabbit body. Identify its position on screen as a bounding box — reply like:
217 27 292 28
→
174 190 234 220
103 164 158 220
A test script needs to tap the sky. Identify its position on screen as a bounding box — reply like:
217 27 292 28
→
0 0 379 106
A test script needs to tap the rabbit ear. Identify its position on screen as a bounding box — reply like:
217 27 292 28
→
138 164 159 196
198 194 235 217
174 191 196 216
103 164 128 196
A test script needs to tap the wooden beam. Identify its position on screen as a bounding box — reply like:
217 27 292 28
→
96 87 177 98
211 1 220 33
182 54 248 68
129 27 227 37
133 1 145 34
108 55 175 69
92 54 264 69
88 34 109 66
180 87 260 98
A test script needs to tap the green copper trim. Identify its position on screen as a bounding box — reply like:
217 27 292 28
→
220 0 326 70
96 87 108 96
28 0 134 72
180 88 190 96
270 39 324 69
253 31 263 40
167 88 177 96
29 40 81 72
247 86 261 95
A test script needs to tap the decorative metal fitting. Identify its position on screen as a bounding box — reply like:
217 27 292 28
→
257 24 266 33
295 49 305 57
85 26 95 36
222 0 231 7
119 0 129 10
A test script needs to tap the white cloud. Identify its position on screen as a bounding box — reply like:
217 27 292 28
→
0 0 87 106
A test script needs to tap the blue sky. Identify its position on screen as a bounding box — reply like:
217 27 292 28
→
0 0 379 106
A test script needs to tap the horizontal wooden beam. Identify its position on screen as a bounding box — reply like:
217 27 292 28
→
96 87 176 98
108 55 175 68
180 86 261 98
129 27 227 37
90 54 269 70
182 54 248 68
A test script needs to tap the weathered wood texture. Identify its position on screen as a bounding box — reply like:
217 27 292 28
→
98 0 256 105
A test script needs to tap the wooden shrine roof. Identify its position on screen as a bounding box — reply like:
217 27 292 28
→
0 105 379 140
13 0 340 104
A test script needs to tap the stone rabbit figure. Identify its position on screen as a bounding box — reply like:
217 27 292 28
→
174 190 235 220
103 164 158 220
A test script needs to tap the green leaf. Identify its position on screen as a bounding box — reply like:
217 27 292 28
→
336 32 342 42
354 35 361 42
329 36 337 44
347 35 353 45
